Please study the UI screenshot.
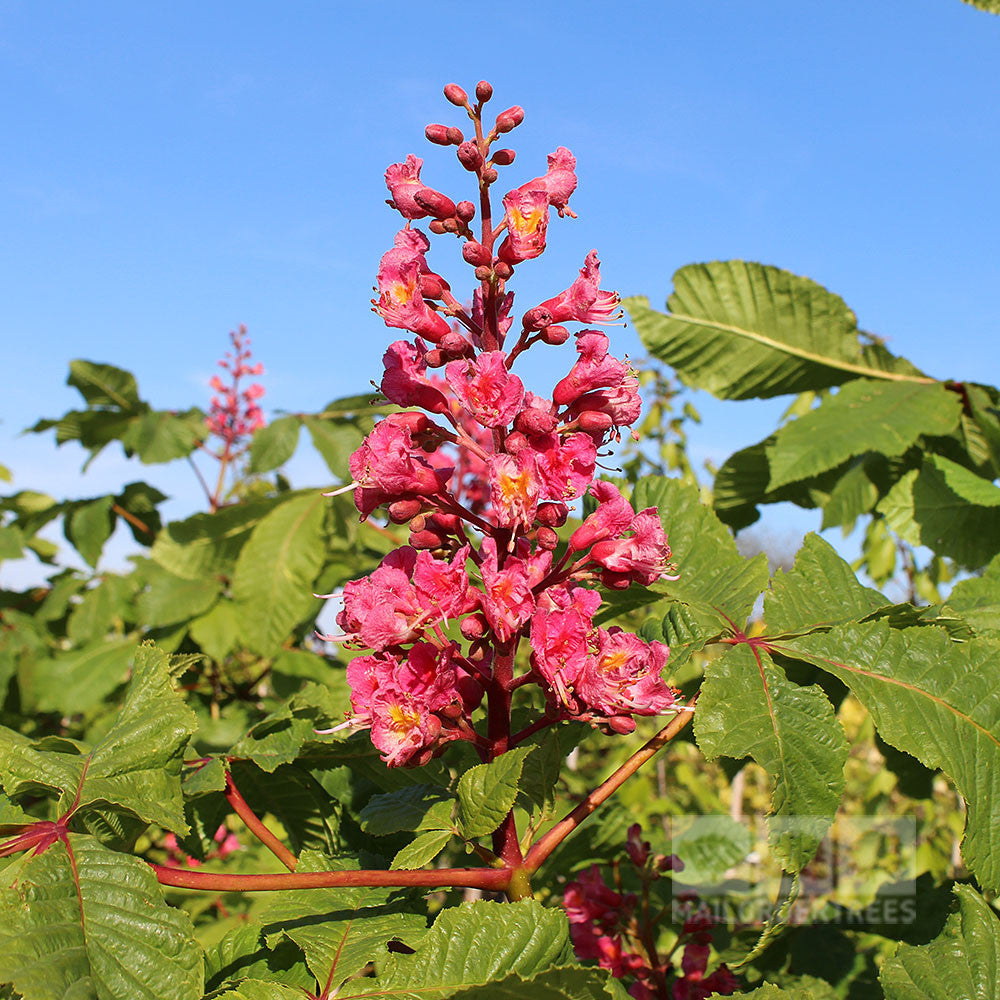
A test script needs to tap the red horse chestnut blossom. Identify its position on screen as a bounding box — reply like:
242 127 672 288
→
318 81 681 773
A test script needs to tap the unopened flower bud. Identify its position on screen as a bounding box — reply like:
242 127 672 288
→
536 502 569 527
413 188 457 219
425 124 451 145
440 331 472 356
387 498 424 523
522 306 553 331
410 528 446 549
514 408 557 435
505 431 529 452
495 106 525 132
392 412 434 435
457 141 484 171
492 148 515 166
429 219 447 234
456 200 476 221
418 273 448 298
475 80 493 103
444 83 468 106
537 526 559 550
429 512 461 534
474 265 492 280
493 261 512 279
577 410 614 433
446 126 464 145
609 715 637 734
440 701 464 721
423 348 445 368
462 241 491 266
540 324 570 345
601 570 632 591
442 218 459 233
410 513 427 533
461 613 489 640
482 167 499 184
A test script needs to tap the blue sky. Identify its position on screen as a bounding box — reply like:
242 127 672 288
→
2 0 998 584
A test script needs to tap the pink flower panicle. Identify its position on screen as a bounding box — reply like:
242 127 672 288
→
321 81 680 768
206 324 266 452
563 826 739 999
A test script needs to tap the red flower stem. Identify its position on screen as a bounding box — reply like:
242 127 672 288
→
224 770 297 871
487 643 523 867
523 693 699 872
151 863 512 893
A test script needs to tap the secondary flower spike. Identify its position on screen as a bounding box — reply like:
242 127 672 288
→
319 81 680 767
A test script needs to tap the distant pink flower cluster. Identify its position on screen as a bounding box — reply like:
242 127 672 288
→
205 324 265 451
320 81 680 768
162 824 240 869
564 825 739 999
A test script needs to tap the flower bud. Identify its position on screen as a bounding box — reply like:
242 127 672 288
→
457 141 484 171
462 241 491 266
418 273 448 298
601 570 632 591
493 261 512 279
392 412 435 435
514 407 557 435
423 348 445 368
429 219 447 234
505 431 529 452
456 200 476 221
413 188 457 219
387 498 424 523
577 410 614 433
475 80 493 103
410 514 427 533
461 613 489 640
442 218 459 233
495 106 525 132
521 306 553 331
446 126 464 145
425 124 451 145
536 501 569 527
540 324 570 345
609 715 637 734
536 526 559 551
410 528 446 549
444 83 468 106
482 167 498 184
429 512 461 534
440 331 472 356
474 265 492 281
491 148 515 166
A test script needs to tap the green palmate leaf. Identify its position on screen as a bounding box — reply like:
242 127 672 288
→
31 638 135 714
122 407 205 464
961 0 1000 13
67 360 142 411
0 524 24 560
229 681 348 772
135 560 220 626
878 454 1000 568
262 851 426 993
114 481 165 543
695 644 848 871
64 495 115 568
150 495 286 580
303 414 367 478
189 600 240 660
248 415 302 474
0 643 197 834
379 966 629 1000
67 576 132 645
204 920 313 992
390 828 453 870
880 883 1000 999
764 534 886 634
626 261 924 401
352 899 578 999
360 785 454 836
457 746 533 840
778 622 1000 890
966 383 1000 476
214 983 307 1000
819 458 881 529
946 552 1000 639
231 492 327 656
715 986 822 999
765 380 960 490
0 834 201 1000
516 727 566 819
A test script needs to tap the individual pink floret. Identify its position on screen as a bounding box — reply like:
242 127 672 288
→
445 351 524 428
497 188 549 264
532 432 597 502
590 509 672 587
374 230 452 342
488 451 541 531
413 544 477 622
380 340 451 414
518 147 579 218
553 330 628 407
569 481 636 552
384 154 451 221
478 537 540 642
530 585 601 709
523 251 621 329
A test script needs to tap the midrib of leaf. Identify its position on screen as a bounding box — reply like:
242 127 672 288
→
320 917 355 998
771 642 1000 751
665 311 935 385
84 372 134 410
